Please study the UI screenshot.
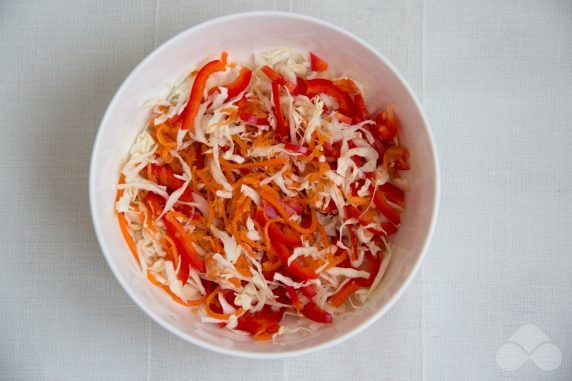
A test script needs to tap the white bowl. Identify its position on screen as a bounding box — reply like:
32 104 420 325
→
89 11 439 359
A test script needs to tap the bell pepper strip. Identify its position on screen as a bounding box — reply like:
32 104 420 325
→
281 198 305 215
181 59 226 130
373 189 401 225
220 51 228 66
236 305 285 339
145 191 166 217
300 284 317 299
329 280 361 307
378 182 405 208
357 252 382 287
148 164 193 202
291 77 307 96
205 287 243 320
301 301 333 323
305 78 357 117
332 78 360 94
284 143 312 155
268 222 301 248
310 52 328 72
224 66 252 99
272 241 318 280
328 252 381 307
270 81 289 140
285 286 303 311
163 212 206 274
261 65 283 83
261 65 300 93
378 222 398 236
353 94 369 122
373 112 397 141
236 96 269 125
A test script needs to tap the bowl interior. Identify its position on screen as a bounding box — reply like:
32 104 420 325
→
90 12 437 358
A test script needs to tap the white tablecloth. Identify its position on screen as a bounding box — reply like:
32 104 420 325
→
1 1 570 379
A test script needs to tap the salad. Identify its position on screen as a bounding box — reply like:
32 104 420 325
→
115 49 410 339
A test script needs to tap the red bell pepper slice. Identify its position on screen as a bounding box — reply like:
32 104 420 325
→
378 222 398 236
378 182 405 208
269 224 301 248
300 284 317 299
285 286 302 311
236 96 269 126
370 112 397 141
332 78 360 94
148 165 193 202
261 201 280 219
301 301 333 323
323 142 341 160
163 213 206 274
224 66 252 100
145 192 165 217
255 205 301 248
261 65 283 83
181 59 226 130
272 241 318 280
353 94 369 122
281 198 305 215
191 143 206 170
291 77 307 95
236 305 285 337
305 78 357 117
357 252 382 287
310 52 329 72
284 143 312 155
373 189 401 225
271 81 289 140
328 252 382 307
329 280 361 307
261 65 304 94
239 112 268 126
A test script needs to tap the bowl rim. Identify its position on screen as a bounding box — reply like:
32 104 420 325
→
89 10 440 359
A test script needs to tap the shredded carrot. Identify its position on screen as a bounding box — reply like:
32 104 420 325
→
325 249 347 270
329 280 361 307
117 212 140 268
205 287 242 320
116 174 125 201
161 236 178 265
234 254 252 277
156 123 177 148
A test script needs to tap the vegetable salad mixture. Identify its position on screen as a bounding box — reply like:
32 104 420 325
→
116 49 410 339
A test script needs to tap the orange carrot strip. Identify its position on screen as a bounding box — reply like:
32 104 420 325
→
329 280 361 307
117 212 141 268
205 287 243 320
146 271 203 307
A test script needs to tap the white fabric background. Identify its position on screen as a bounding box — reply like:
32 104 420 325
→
0 0 570 380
